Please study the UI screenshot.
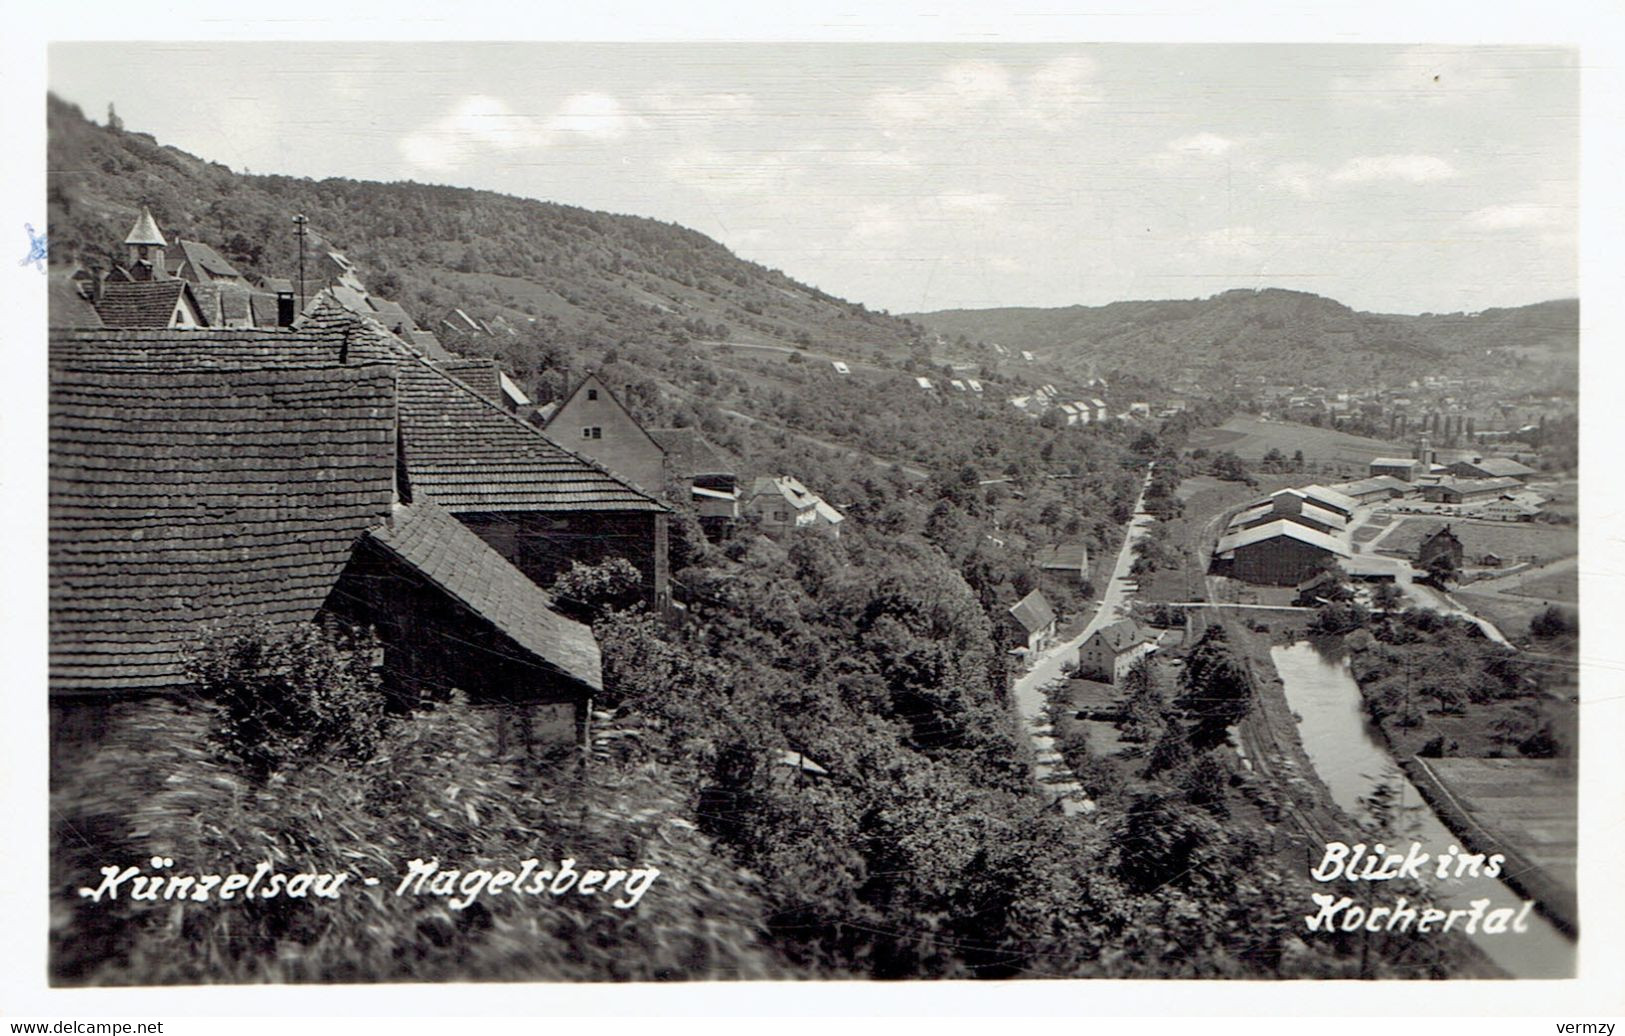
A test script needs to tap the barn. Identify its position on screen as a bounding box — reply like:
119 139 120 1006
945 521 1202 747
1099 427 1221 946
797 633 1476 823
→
1214 520 1352 585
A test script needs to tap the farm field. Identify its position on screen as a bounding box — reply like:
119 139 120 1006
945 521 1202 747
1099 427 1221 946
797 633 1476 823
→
1375 518 1578 566
1185 415 1410 474
1509 566 1579 602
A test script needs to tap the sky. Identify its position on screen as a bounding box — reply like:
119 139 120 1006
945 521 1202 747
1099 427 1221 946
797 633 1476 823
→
48 42 1578 315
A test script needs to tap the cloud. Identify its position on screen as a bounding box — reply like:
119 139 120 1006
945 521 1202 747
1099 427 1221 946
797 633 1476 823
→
398 92 636 171
1330 154 1458 184
547 93 635 139
867 53 1096 129
1464 203 1558 230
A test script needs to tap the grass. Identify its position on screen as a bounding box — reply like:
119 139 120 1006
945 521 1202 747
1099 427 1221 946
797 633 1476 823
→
1375 518 1578 566
1508 567 1579 603
1186 415 1410 472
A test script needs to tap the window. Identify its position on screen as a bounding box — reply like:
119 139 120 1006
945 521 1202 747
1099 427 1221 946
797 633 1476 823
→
591 427 602 440
582 428 592 439
587 389 598 400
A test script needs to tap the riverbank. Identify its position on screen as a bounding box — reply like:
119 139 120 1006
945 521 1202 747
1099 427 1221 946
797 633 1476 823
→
1269 640 1573 978
1402 755 1578 938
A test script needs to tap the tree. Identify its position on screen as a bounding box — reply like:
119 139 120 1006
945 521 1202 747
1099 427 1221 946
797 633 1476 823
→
1371 581 1404 612
1211 451 1251 482
181 621 385 780
1529 605 1577 639
1425 552 1459 588
546 557 644 624
1177 624 1254 747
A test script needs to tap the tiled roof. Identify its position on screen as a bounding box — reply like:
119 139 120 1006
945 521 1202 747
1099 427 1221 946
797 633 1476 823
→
170 239 244 282
49 365 399 695
259 276 294 294
1035 542 1088 571
408 330 455 361
368 297 419 333
92 280 192 328
395 361 664 513
51 297 665 516
249 292 284 328
648 427 734 478
1008 589 1056 634
188 282 223 325
366 499 601 691
435 358 505 403
1087 619 1156 654
218 283 254 325
47 274 104 328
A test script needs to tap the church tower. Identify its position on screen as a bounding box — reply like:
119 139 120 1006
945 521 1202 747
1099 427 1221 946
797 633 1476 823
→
124 207 168 281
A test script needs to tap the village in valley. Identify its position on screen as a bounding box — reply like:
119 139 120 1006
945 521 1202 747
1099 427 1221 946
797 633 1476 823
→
42 48 1580 987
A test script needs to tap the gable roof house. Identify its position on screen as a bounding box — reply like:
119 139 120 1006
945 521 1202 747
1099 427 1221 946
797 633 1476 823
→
649 427 740 532
1036 542 1091 582
49 360 602 755
1004 589 1058 656
1417 525 1464 573
537 372 668 496
51 295 673 612
91 278 207 329
435 357 534 413
1078 620 1158 684
166 238 251 287
744 476 844 540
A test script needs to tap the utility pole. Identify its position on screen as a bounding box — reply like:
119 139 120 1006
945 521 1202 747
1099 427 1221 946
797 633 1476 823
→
292 213 309 313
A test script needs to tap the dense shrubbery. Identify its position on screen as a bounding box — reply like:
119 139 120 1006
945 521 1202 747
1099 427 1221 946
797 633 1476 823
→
181 621 385 779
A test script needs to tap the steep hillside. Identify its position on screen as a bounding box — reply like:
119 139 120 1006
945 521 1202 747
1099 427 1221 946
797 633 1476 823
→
911 288 1578 390
46 94 932 367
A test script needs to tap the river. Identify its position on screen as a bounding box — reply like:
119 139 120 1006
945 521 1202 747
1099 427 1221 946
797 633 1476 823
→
1271 641 1575 979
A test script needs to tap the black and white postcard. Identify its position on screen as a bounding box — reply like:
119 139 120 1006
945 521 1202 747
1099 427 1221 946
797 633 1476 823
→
6 2 1624 1025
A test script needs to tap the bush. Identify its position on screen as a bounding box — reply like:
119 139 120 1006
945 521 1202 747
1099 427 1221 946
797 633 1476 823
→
181 621 385 779
1529 605 1578 639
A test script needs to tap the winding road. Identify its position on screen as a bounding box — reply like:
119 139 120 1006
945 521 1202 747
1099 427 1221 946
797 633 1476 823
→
1011 463 1158 814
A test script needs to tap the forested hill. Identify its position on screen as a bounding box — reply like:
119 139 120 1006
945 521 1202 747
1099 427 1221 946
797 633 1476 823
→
45 94 927 363
909 288 1578 390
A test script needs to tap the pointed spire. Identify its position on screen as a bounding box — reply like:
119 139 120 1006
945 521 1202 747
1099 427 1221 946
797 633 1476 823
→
124 206 166 247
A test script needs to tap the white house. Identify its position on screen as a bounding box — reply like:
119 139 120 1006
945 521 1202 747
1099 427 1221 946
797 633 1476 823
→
1078 620 1158 684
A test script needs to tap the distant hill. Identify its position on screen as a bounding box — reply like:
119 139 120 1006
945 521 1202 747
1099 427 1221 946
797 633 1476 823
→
909 288 1578 391
45 94 931 367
